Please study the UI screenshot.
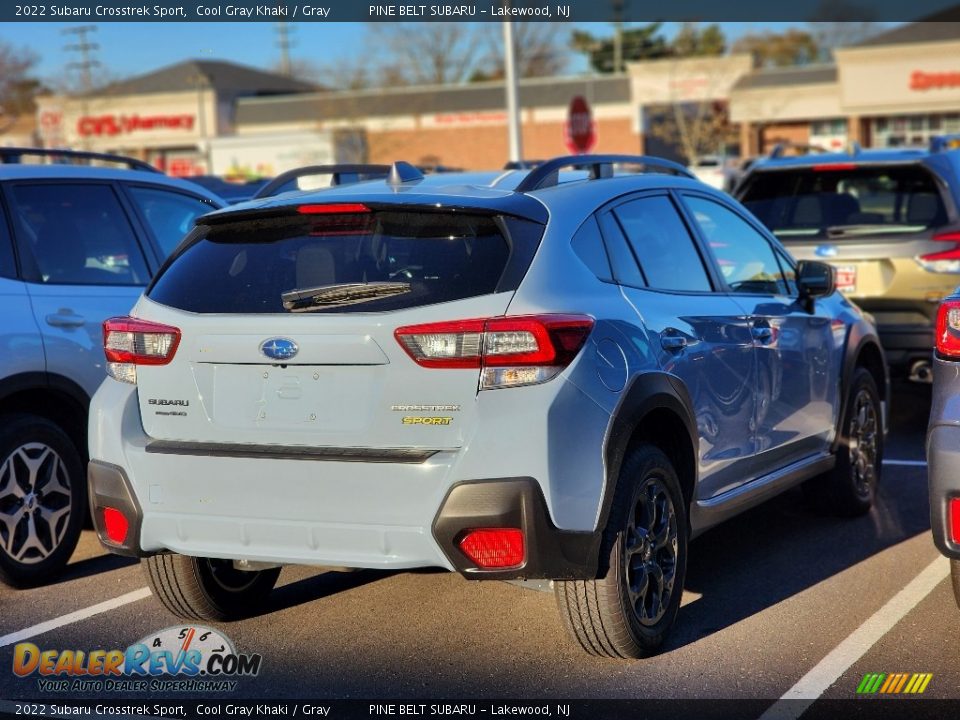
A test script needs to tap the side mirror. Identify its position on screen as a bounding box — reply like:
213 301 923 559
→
796 260 835 299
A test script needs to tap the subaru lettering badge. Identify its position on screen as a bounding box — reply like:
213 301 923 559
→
815 244 838 258
260 338 299 361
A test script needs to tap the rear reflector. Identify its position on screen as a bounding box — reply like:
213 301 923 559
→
458 528 525 569
297 203 370 215
394 314 594 389
102 507 129 545
936 300 960 359
951 498 960 545
103 317 181 384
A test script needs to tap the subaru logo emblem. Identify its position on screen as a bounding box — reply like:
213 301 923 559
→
815 244 838 258
260 338 298 361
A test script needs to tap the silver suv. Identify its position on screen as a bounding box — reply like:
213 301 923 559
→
0 148 222 587
89 155 887 657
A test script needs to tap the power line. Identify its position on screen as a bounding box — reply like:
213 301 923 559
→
62 25 101 95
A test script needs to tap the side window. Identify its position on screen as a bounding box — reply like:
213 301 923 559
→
596 211 645 287
775 248 799 296
0 197 16 279
127 186 217 258
571 215 612 282
613 195 712 292
684 195 788 296
9 183 149 286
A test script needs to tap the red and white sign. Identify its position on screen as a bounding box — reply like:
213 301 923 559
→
909 71 960 91
565 96 595 154
77 113 195 137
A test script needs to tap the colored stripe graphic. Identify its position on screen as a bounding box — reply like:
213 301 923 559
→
858 673 932 694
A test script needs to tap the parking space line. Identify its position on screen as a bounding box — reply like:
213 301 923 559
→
0 587 151 648
758 556 948 720
882 459 927 467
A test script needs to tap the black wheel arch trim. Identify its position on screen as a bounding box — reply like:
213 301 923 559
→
0 371 90 411
599 372 699 535
834 326 889 454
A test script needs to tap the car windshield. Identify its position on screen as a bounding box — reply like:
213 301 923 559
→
739 164 948 238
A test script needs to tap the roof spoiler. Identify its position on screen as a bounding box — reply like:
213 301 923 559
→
514 154 694 193
0 146 160 173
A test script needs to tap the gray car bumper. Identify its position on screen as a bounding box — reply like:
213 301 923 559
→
927 424 960 559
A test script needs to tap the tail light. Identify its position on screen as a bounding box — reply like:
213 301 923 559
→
917 231 960 274
394 314 594 389
458 528 525 569
936 299 960 359
950 498 960 545
103 317 181 384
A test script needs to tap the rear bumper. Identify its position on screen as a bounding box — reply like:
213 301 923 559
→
854 298 935 372
927 424 960 559
87 373 612 577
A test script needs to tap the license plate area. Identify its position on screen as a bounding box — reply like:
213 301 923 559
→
835 264 857 294
209 365 379 432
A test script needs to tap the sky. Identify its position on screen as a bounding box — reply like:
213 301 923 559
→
11 21 808 88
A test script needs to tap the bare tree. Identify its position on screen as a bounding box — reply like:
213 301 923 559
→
367 23 481 86
0 41 39 134
474 22 567 80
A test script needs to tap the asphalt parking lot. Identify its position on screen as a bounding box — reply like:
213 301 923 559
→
0 381 954 712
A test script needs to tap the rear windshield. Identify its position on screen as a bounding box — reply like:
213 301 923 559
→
148 210 539 314
739 164 949 238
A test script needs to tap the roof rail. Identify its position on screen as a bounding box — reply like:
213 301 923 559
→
0 146 160 173
514 154 694 193
503 159 544 170
930 134 960 153
253 163 391 199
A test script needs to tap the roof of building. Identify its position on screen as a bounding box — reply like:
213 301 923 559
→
854 17 960 47
235 74 631 126
733 64 838 92
97 59 318 97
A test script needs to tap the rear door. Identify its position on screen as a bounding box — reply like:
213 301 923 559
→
596 191 759 501
6 182 153 399
135 206 542 450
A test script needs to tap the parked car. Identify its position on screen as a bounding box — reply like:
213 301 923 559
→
927 294 960 607
735 137 960 382
88 154 886 658
0 148 224 587
687 155 729 192
181 175 270 205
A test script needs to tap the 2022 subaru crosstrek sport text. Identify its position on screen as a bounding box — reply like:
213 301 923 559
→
89 156 888 658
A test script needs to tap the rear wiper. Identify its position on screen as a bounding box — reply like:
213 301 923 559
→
281 282 411 312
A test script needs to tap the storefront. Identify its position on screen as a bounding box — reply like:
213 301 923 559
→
731 22 960 155
35 59 315 175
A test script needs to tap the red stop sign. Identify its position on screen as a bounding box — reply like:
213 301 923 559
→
565 96 595 154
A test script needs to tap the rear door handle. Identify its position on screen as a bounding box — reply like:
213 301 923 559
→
661 335 688 351
45 311 86 328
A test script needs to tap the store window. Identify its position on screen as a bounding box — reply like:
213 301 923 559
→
872 114 960 148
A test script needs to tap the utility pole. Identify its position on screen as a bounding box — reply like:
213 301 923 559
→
276 21 294 77
503 20 522 163
62 25 101 150
612 0 625 73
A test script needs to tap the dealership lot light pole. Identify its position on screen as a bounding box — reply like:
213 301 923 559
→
503 20 523 163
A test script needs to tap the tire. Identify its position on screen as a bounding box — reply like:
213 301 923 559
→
555 444 688 658
804 368 883 517
0 414 86 587
143 553 281 621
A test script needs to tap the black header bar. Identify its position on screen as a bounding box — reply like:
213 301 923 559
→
4 0 960 22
